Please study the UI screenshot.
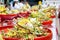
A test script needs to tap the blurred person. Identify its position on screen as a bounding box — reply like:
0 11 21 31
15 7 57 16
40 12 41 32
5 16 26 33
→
10 0 24 9
58 5 60 30
58 5 60 18
27 0 37 6
27 0 42 6
18 0 24 9
11 0 19 9
4 0 7 4
58 5 60 35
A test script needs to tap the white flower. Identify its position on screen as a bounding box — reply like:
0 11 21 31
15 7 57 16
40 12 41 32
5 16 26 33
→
40 26 43 29
26 23 33 28
30 18 36 23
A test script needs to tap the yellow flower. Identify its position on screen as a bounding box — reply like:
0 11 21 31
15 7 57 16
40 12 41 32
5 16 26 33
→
0 5 6 11
46 12 51 17
0 34 3 40
18 18 30 26
38 1 42 5
2 12 7 15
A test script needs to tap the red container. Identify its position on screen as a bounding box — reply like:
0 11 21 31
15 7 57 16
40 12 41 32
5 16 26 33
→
3 37 20 40
42 20 53 25
0 26 13 30
18 11 30 18
0 16 1 22
0 20 14 30
34 28 52 40
1 14 17 20
50 15 56 18
2 28 52 40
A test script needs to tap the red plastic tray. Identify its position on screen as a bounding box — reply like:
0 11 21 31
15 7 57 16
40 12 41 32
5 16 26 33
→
1 14 17 20
1 28 52 40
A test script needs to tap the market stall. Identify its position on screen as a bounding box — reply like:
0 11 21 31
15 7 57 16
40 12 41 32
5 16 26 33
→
0 1 58 40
